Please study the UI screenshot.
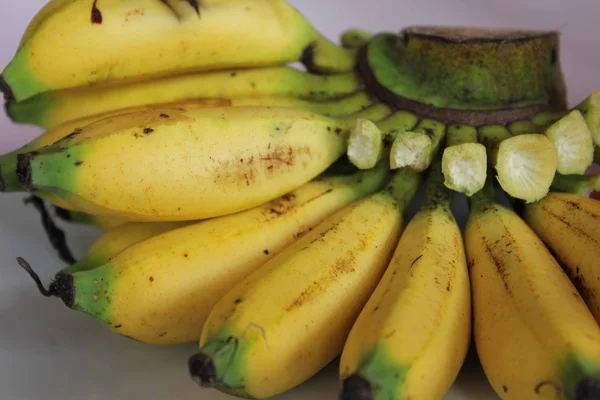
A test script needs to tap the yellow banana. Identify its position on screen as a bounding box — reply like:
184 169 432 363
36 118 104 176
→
339 160 471 400
1 0 355 102
189 168 421 399
38 162 390 344
9 67 366 129
61 220 192 274
524 192 600 324
16 105 390 221
465 179 600 400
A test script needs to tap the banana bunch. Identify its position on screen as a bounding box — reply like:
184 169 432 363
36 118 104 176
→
2 2 600 400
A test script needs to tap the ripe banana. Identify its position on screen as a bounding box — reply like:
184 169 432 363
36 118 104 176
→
38 162 390 344
189 168 421 399
1 0 355 102
524 192 600 324
9 67 366 130
465 179 600 400
339 160 471 400
16 105 389 221
61 220 192 274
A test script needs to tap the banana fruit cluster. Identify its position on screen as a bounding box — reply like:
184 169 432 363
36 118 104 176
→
1 1 600 400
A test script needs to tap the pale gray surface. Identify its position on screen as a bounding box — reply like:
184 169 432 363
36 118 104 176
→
0 0 599 399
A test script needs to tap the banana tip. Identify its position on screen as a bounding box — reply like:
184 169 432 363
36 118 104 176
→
16 152 33 189
54 273 75 308
575 378 600 400
0 74 15 112
54 206 72 222
340 374 372 400
188 353 218 388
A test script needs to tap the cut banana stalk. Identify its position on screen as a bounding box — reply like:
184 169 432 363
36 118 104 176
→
442 124 487 196
544 110 594 175
390 119 445 171
507 119 543 135
347 110 418 170
347 119 383 170
479 125 558 203
551 173 600 197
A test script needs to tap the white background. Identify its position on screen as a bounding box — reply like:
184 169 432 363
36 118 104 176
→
0 0 599 399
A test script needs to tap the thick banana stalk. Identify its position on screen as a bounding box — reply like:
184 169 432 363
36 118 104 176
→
524 192 600 324
339 160 471 400
61 221 192 274
1 0 355 102
465 179 600 400
16 105 388 221
189 168 421 399
9 68 366 129
441 124 487 196
32 163 390 344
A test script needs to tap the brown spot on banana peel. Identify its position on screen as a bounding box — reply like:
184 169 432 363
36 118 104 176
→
186 0 200 16
356 45 552 126
91 0 103 24
16 153 34 189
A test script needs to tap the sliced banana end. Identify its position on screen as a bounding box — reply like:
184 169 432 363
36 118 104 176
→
347 119 383 170
545 110 594 175
390 132 432 171
494 134 558 203
442 143 487 196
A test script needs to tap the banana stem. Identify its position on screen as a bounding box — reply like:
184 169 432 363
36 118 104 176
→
423 156 451 208
382 168 423 212
551 173 600 197
346 110 418 170
340 29 374 49
468 173 497 211
442 124 487 196
390 119 446 171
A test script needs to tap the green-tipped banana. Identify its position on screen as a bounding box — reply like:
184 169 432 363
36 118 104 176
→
33 163 391 345
1 0 355 102
15 105 390 222
9 67 366 130
442 124 487 196
191 168 421 398
390 119 446 171
478 125 558 202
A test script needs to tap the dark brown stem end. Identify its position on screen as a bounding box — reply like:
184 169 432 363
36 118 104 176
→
575 379 600 400
188 353 218 388
16 153 33 189
340 374 372 400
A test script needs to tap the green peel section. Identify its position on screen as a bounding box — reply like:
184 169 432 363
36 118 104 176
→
0 151 21 192
62 252 107 275
28 144 88 194
70 264 116 325
383 167 422 211
199 329 256 398
366 33 560 111
8 91 55 127
560 352 600 400
1 45 48 102
356 345 407 400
